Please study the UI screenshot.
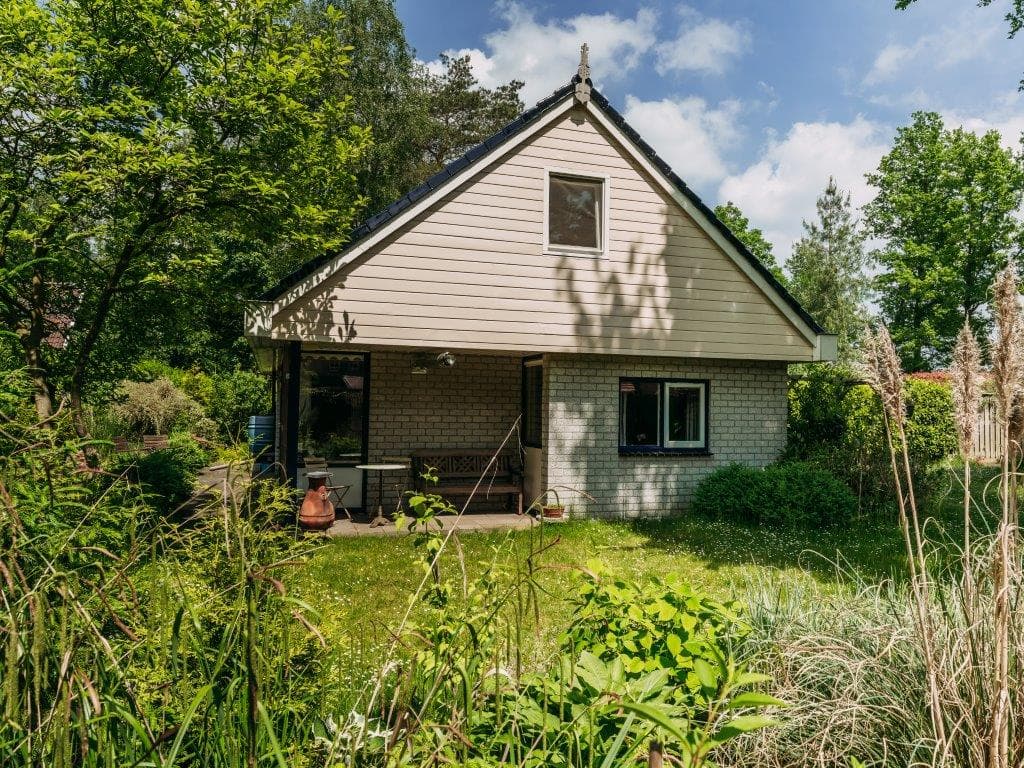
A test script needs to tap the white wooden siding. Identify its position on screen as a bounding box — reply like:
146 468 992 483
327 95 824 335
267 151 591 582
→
272 106 816 361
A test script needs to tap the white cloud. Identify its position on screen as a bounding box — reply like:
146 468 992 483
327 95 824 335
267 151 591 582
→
655 9 750 76
422 2 658 105
942 90 1024 150
866 87 932 110
864 14 1001 86
623 95 742 187
712 97 1024 260
717 117 891 256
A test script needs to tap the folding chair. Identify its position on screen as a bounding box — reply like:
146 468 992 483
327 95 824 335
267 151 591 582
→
303 456 353 520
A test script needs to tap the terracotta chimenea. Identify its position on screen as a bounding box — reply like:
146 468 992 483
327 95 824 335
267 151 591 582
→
299 471 335 530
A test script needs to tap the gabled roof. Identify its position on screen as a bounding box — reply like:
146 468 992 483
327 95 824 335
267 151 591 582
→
259 79 827 338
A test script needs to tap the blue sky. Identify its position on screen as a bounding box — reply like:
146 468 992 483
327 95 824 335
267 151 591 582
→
394 0 1024 256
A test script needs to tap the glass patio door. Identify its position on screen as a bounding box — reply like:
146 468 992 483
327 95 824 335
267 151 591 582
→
295 352 368 508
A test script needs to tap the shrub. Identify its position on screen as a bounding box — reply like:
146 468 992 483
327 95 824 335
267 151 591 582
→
107 433 211 514
691 461 858 528
206 368 271 439
110 376 214 437
563 563 748 713
133 361 269 439
787 368 955 515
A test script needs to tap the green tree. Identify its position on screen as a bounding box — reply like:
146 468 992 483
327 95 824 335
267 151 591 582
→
787 179 869 364
713 201 787 284
88 5 525 383
297 0 428 215
297 5 525 213
0 0 369 428
865 111 1024 370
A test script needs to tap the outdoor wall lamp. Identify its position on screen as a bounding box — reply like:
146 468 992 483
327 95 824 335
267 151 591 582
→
412 351 456 374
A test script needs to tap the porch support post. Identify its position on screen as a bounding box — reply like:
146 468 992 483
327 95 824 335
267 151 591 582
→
284 340 301 484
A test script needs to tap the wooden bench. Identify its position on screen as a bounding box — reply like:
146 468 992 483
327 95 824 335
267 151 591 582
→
411 449 523 514
142 434 169 453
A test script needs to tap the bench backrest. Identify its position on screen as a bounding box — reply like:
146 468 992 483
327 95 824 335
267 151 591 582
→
142 434 169 452
411 449 519 485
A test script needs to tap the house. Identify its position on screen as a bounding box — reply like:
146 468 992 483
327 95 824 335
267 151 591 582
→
244 48 836 519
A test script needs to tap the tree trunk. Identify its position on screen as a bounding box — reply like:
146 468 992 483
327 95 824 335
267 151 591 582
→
19 269 54 421
67 266 132 450
67 194 166 445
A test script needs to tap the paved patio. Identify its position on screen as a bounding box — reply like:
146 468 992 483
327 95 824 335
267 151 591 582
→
324 513 541 538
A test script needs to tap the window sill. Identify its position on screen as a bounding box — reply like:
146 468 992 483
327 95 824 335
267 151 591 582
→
543 248 606 258
618 447 713 457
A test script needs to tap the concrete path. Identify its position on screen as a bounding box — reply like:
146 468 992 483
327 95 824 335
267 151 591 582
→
325 513 541 538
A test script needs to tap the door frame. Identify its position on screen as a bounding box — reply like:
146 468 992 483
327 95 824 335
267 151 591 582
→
287 346 371 511
521 355 544 509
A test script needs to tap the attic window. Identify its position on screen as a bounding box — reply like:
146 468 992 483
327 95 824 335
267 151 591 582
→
546 173 604 253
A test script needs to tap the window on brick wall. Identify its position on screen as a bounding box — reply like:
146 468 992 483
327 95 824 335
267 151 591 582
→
618 378 708 453
522 359 543 447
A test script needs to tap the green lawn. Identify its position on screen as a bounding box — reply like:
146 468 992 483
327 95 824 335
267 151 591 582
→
291 461 998 658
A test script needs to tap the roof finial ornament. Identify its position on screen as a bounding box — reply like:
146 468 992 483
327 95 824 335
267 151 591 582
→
574 42 592 105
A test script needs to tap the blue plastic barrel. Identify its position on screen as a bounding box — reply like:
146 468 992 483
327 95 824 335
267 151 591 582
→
247 415 275 465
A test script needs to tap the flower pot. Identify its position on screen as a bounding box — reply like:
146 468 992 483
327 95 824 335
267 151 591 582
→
541 504 566 520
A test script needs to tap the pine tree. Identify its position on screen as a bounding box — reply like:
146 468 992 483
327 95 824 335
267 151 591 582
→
786 179 869 364
713 201 787 285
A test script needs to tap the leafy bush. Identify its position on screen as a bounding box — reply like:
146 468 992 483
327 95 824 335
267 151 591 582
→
563 562 748 714
206 368 271 439
107 433 211 514
787 368 955 514
1 368 136 568
692 462 858 527
110 376 214 437
133 361 269 439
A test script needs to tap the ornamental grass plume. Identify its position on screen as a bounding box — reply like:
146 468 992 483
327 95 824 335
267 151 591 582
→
950 322 982 578
990 264 1023 432
951 322 983 460
988 263 1022 768
862 324 947 756
862 325 905 430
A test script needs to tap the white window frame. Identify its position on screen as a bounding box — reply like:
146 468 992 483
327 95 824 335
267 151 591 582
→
663 381 706 449
522 357 544 448
543 168 609 257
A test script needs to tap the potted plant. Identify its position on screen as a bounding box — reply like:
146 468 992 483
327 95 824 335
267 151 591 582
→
540 491 566 521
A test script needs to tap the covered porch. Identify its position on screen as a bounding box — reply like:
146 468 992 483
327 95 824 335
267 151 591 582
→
264 343 546 519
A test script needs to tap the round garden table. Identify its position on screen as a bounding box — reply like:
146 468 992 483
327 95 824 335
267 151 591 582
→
355 463 409 527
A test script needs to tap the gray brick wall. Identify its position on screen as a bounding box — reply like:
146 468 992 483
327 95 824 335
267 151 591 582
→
359 350 787 519
365 350 521 510
543 354 788 519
